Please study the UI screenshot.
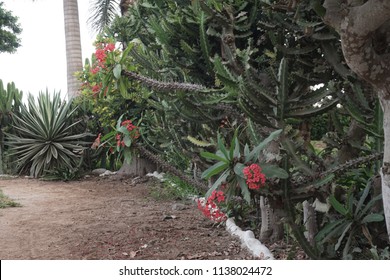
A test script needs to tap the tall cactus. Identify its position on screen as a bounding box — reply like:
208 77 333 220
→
0 80 23 174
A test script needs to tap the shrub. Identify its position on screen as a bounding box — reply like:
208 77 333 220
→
5 91 90 177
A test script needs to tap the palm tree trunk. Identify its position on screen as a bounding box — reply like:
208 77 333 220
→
63 0 83 99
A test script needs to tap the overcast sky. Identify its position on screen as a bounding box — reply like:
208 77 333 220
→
0 0 95 99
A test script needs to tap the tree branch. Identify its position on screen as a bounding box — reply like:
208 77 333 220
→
323 0 344 32
348 0 390 36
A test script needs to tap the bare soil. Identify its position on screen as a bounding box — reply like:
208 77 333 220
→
0 176 253 260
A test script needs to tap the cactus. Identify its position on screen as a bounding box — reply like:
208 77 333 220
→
0 80 23 174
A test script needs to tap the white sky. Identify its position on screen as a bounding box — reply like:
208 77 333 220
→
0 0 96 99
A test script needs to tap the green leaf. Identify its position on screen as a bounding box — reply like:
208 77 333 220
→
244 143 250 159
246 129 282 162
200 151 228 163
120 43 134 64
335 222 353 251
201 161 229 179
229 132 240 160
199 11 213 73
261 164 289 179
187 135 213 147
113 64 122 79
277 58 288 119
116 114 125 131
355 183 371 216
329 195 348 216
315 220 345 242
237 176 251 204
217 134 230 160
205 170 229 198
234 163 245 178
357 195 383 219
361 213 384 224
123 135 132 147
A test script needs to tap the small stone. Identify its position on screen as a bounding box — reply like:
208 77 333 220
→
163 215 177 220
91 168 107 175
172 203 188 211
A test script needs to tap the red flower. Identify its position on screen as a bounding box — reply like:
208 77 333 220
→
121 120 138 132
95 48 107 63
208 190 225 203
91 84 101 93
243 163 266 190
197 190 227 223
90 66 100 74
104 43 115 52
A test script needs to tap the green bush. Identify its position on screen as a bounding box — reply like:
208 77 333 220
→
5 91 90 178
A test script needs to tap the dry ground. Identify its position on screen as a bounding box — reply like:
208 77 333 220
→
0 176 254 260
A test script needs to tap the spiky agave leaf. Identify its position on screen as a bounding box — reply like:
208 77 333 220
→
5 91 90 178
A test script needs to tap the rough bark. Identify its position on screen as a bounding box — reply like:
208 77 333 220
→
303 200 318 246
260 196 272 241
120 0 136 16
259 196 284 242
338 120 366 164
117 157 157 177
323 0 390 241
63 0 83 99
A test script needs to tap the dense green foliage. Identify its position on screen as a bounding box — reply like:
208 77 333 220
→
75 0 387 259
0 1 22 53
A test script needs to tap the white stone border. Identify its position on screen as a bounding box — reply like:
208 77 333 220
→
226 218 274 259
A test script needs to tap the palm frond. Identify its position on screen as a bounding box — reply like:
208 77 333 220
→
88 0 120 34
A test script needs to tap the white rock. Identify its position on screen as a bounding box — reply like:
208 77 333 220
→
146 171 165 181
91 168 107 175
99 170 117 177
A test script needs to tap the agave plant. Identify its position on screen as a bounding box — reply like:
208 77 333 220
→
5 91 90 178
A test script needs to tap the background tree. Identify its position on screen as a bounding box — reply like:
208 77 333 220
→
0 1 22 54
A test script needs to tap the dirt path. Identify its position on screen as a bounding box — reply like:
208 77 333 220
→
0 176 251 260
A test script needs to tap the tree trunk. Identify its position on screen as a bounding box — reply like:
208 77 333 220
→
259 196 284 242
303 200 317 246
117 156 157 177
324 0 390 242
259 196 272 242
379 97 390 240
63 0 83 99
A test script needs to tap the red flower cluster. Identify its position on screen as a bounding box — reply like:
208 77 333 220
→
116 133 125 147
115 119 140 147
91 84 101 93
95 48 107 64
91 42 116 73
121 120 137 132
243 163 266 190
197 190 227 223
